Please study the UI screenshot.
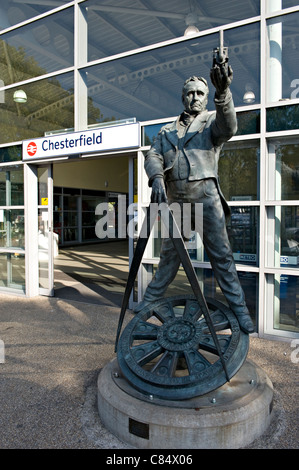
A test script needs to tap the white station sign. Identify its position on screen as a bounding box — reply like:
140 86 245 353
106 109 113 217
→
22 122 140 161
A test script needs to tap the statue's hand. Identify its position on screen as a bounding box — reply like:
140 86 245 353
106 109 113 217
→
210 63 233 96
151 177 168 204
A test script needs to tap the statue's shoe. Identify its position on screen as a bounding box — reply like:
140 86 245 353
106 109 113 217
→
235 312 255 334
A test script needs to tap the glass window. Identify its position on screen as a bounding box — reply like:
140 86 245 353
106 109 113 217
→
64 195 78 211
281 206 299 265
63 227 78 243
54 186 62 194
274 143 299 200
64 211 78 227
218 141 259 201
64 188 80 196
82 227 95 241
0 72 74 144
0 209 24 249
224 22 260 107
0 173 5 206
38 208 49 289
83 195 106 242
0 165 24 205
236 110 260 135
0 164 24 291
0 252 25 291
267 105 299 132
0 7 74 86
277 274 299 332
142 122 172 147
37 167 48 205
267 0 299 13
0 1 70 28
85 22 260 124
62 193 79 244
82 195 105 211
267 273 299 333
0 145 21 163
227 207 259 266
267 12 299 102
86 0 260 62
267 206 299 268
282 0 299 8
53 209 62 244
82 212 94 227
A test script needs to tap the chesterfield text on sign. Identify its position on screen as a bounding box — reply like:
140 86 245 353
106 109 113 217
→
22 123 140 161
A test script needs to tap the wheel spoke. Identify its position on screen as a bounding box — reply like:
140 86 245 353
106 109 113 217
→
131 340 163 366
132 320 159 341
184 349 211 374
201 309 230 333
183 299 202 322
152 303 175 323
197 334 231 355
151 351 178 377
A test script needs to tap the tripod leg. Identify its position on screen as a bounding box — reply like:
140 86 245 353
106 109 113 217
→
114 204 158 351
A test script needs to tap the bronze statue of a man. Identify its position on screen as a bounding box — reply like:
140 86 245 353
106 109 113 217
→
135 61 254 334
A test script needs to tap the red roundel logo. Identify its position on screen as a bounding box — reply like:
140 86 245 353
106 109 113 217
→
27 141 37 156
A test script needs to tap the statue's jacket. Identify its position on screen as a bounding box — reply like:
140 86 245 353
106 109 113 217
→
144 89 237 216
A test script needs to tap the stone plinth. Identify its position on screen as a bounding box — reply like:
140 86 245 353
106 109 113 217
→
97 358 273 449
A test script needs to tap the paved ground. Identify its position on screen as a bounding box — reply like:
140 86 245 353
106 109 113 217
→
0 293 298 450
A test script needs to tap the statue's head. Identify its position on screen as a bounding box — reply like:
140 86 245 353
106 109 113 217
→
182 76 209 114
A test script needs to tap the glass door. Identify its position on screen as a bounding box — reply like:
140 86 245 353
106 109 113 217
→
37 165 54 296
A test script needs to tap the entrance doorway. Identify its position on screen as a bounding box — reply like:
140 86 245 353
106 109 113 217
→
25 152 137 306
51 154 136 307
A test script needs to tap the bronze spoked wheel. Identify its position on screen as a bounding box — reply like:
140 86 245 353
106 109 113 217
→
117 296 249 400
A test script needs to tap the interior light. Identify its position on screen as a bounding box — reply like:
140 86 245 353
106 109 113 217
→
184 25 200 36
184 13 199 36
243 84 255 104
13 90 27 103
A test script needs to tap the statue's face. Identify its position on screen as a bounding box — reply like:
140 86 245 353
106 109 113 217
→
182 80 208 114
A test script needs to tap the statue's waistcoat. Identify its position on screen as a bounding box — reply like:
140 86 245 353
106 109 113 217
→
161 112 220 183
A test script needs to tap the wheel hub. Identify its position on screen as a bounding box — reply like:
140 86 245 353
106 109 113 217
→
158 318 199 351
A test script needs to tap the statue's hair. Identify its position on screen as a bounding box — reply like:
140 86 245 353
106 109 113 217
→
182 76 209 102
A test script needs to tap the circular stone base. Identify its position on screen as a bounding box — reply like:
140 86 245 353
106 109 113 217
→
97 358 273 449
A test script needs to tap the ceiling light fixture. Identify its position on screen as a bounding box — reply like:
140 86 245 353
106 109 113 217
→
184 13 199 36
184 25 200 36
243 84 255 104
13 90 27 103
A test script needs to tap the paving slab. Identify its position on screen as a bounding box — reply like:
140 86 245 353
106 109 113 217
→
0 294 297 449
